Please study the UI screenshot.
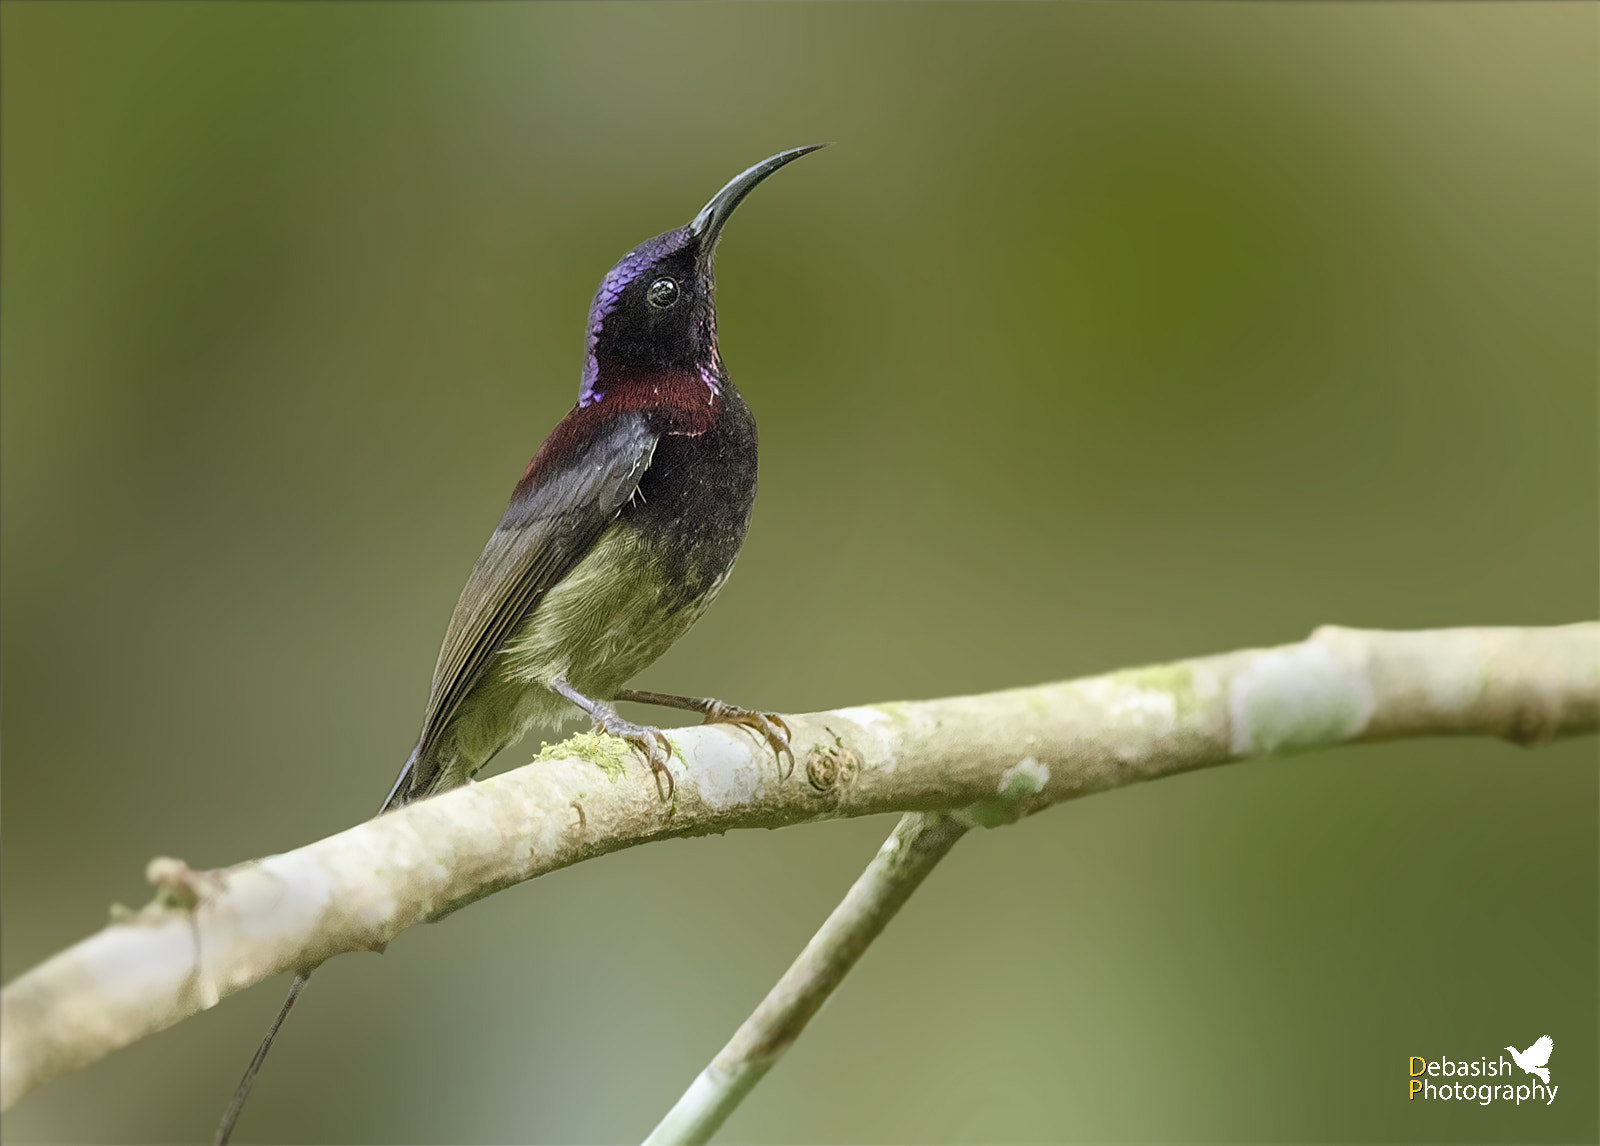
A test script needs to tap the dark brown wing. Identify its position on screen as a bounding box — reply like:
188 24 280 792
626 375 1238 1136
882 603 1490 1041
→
398 409 657 802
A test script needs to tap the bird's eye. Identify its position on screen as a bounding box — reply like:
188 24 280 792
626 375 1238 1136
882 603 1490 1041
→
646 277 679 309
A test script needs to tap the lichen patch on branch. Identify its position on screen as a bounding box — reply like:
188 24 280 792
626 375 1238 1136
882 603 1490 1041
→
533 731 633 780
683 727 772 809
1229 640 1376 755
957 757 1052 828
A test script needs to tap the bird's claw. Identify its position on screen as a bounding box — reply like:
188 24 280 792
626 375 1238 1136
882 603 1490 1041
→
592 714 675 800
701 701 794 780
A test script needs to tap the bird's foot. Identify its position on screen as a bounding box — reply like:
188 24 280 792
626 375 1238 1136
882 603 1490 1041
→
591 710 675 800
548 675 675 800
700 701 794 780
615 689 792 779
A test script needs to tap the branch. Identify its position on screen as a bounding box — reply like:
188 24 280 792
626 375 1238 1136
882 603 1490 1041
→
645 811 970 1145
2 624 1595 1110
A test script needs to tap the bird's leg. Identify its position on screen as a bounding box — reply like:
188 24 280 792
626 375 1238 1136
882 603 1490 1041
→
548 676 675 799
615 689 793 779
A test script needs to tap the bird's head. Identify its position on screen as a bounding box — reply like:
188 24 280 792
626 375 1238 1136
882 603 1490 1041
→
579 145 826 407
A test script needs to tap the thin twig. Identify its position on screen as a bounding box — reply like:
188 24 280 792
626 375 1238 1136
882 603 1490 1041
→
2 623 1595 1110
644 811 969 1145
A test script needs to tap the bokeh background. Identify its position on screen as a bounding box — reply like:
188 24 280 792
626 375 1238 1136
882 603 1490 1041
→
2 3 1595 1143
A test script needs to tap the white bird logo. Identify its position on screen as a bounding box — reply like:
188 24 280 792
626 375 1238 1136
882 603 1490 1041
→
1506 1036 1554 1084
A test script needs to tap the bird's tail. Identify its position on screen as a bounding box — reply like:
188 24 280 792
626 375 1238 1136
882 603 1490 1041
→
213 971 311 1145
1533 1067 1550 1085
214 751 418 1142
379 748 420 814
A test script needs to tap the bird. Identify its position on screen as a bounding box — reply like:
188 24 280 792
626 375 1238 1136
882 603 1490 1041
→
1506 1036 1553 1084
214 145 825 1144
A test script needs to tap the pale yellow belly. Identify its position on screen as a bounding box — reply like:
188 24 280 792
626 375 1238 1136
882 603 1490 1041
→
422 521 725 789
504 521 720 699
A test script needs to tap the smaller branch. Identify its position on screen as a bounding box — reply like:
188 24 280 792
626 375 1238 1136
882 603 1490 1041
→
644 812 970 1146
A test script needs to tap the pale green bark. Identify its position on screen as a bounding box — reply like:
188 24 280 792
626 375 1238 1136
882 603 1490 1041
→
2 623 1595 1111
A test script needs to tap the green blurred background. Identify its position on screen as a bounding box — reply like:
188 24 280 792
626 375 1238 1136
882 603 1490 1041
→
2 3 1595 1142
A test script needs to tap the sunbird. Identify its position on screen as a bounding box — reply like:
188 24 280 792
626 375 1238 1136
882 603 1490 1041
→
216 145 825 1144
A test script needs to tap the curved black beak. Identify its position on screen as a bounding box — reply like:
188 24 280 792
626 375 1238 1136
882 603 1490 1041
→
689 144 829 256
